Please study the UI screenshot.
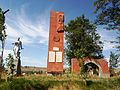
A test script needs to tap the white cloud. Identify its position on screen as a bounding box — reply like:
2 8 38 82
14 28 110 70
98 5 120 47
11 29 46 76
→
6 5 49 45
97 27 117 51
3 49 47 67
103 42 115 51
2 5 50 67
3 49 13 59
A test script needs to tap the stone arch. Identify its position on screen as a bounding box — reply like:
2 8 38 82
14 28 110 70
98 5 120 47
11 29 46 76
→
84 60 102 77
71 58 110 78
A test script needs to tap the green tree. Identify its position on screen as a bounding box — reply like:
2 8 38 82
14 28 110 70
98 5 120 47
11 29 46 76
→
0 8 9 66
6 54 15 76
94 0 120 51
109 51 120 76
0 8 9 79
65 15 104 67
94 0 120 30
109 51 120 69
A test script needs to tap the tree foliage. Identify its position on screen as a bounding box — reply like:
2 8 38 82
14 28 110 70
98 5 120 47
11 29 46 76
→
109 51 120 68
94 0 120 51
109 51 120 76
65 15 104 65
94 0 120 30
6 54 15 76
0 8 7 66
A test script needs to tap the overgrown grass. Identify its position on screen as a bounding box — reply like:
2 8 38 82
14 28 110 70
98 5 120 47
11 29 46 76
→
0 75 120 90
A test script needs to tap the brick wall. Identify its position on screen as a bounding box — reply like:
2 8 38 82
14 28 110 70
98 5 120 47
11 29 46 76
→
71 58 80 73
71 58 110 78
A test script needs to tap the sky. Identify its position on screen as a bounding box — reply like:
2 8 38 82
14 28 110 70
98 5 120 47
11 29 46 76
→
0 0 118 67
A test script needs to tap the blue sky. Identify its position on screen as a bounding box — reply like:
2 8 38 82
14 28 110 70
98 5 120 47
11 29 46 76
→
0 0 118 67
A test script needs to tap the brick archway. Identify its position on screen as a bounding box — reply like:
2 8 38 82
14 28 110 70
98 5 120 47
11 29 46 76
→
84 61 102 77
71 58 110 78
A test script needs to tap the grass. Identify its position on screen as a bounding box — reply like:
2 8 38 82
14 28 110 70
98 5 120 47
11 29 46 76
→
0 74 120 90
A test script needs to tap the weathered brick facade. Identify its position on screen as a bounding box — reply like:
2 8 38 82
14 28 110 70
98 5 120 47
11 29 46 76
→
47 11 64 73
71 58 110 78
47 11 110 77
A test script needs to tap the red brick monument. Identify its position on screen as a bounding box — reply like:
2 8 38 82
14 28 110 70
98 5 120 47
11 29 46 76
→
47 11 64 74
47 11 109 78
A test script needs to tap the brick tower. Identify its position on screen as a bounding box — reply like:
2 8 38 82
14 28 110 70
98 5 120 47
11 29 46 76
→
47 11 64 74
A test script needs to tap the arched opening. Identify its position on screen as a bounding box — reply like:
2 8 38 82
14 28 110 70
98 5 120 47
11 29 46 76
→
84 62 99 76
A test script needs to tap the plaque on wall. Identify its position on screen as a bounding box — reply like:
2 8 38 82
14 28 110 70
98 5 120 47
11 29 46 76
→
56 52 62 62
53 47 59 51
49 51 55 62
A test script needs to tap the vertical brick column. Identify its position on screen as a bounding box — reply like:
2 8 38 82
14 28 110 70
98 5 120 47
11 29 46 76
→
71 58 80 73
47 11 64 73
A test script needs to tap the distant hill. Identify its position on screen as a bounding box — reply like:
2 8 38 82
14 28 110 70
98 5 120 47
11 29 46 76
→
21 66 47 74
